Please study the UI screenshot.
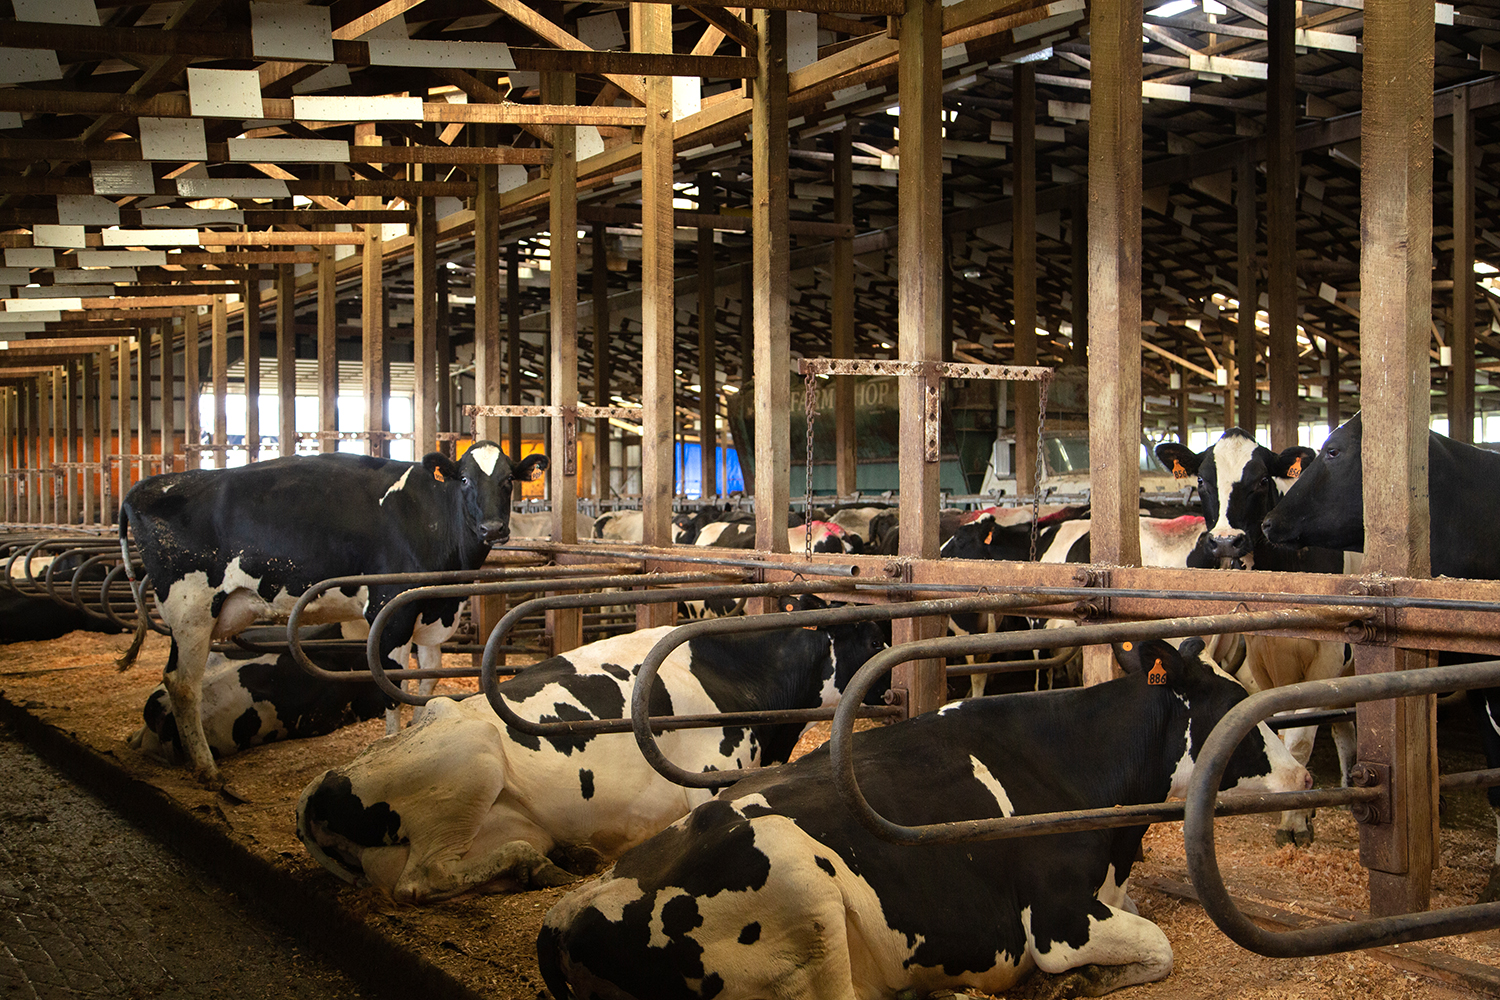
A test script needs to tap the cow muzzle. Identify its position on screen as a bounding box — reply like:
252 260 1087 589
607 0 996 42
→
1206 530 1251 559
480 520 510 545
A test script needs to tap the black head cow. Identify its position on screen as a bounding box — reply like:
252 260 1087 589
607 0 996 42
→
118 442 546 786
1155 428 1339 572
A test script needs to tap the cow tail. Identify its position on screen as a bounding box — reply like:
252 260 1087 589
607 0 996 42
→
116 512 149 671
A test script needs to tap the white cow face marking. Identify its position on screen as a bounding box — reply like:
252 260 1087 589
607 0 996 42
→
469 444 502 477
1208 433 1259 538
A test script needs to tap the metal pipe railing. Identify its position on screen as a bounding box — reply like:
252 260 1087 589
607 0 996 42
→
499 539 864 579
629 594 1083 790
1184 657 1500 958
827 607 1364 846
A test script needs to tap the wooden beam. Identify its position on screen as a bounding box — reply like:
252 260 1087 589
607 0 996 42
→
1358 0 1438 921
1013 63 1038 498
592 224 611 499
697 174 718 499
545 71 579 551
243 278 261 462
0 138 550 166
1086 0 1143 572
184 311 200 469
358 127 387 459
211 297 227 469
474 155 503 446
277 262 296 457
506 241 522 464
1236 143 1259 431
81 352 96 521
413 185 438 456
483 0 647 103
1266 0 1299 450
1449 85 1475 444
158 323 174 475
833 127 856 497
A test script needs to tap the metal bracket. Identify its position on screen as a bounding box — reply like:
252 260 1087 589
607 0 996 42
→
923 367 941 463
562 406 577 477
1346 580 1396 645
1347 762 1391 827
1072 567 1111 620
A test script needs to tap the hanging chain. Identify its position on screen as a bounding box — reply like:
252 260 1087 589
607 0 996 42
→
1029 372 1052 563
804 371 817 560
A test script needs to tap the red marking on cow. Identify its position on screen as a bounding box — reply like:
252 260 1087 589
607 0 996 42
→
961 507 1000 525
1155 515 1206 536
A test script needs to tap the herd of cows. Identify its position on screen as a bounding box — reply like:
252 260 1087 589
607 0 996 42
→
0 411 1492 997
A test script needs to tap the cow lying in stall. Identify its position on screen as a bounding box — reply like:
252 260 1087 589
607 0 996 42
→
129 623 390 763
539 636 1311 1000
1262 411 1500 899
295 597 888 903
1156 429 1355 848
117 442 546 787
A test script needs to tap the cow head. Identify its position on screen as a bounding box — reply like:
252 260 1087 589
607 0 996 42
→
1113 636 1310 797
1156 429 1315 566
781 594 890 705
423 442 548 546
1261 412 1366 552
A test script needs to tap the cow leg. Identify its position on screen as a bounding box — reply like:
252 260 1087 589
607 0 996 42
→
1273 720 1319 847
160 618 221 786
399 840 577 903
1026 900 1173 998
383 639 415 735
410 643 443 725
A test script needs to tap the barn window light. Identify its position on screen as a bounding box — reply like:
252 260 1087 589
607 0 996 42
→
1476 261 1499 274
1203 0 1227 12
522 369 540 378
1147 0 1197 16
1214 368 1228 386
961 267 982 279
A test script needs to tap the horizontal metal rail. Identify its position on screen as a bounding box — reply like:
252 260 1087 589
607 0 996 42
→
479 579 860 728
1185 657 1500 958
363 571 743 703
631 594 1084 790
828 607 1363 846
500 539 863 578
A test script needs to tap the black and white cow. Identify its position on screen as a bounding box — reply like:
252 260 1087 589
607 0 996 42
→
129 624 389 762
296 602 888 904
539 637 1311 1000
117 442 547 786
1262 411 1500 896
1155 428 1340 572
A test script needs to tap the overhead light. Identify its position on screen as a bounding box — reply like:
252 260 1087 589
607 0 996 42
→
961 267 982 279
522 369 540 378
1476 261 1498 274
1147 0 1197 16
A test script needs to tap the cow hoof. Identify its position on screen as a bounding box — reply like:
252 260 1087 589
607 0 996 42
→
218 783 251 805
528 862 581 890
1273 825 1313 848
193 767 224 790
549 844 607 876
1478 866 1500 904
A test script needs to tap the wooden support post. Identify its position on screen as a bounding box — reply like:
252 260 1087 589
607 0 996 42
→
27 382 39 523
473 155 503 447
358 127 387 458
1085 0 1143 569
64 363 78 522
97 348 112 517
833 127 856 498
0 390 10 524
1449 85 1475 444
317 246 338 453
544 70 582 654
243 278 261 462
506 241 523 462
752 6 790 560
277 264 296 456
136 335 149 484
698 174 718 500
892 0 946 716
1013 64 1039 498
1359 0 1437 918
1266 0 1298 450
1070 185 1088 367
1237 144 1259 433
1327 344 1341 429
82 352 96 524
593 224 612 499
436 265 453 453
159 323 174 475
212 297 228 469
413 186 438 456
116 339 130 497
637 0 679 628
40 373 54 524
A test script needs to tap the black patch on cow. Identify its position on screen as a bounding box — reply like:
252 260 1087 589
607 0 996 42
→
505 725 541 752
614 799 772 898
659 894 703 939
579 769 595 800
302 772 402 850
163 639 180 676
601 662 630 681
815 855 835 877
540 703 597 755
557 673 626 721
210 590 227 619
738 922 760 944
231 707 262 750
718 726 745 758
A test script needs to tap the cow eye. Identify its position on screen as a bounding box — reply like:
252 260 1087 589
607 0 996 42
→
1325 447 1340 459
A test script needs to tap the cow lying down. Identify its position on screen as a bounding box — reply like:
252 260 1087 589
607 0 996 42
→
129 624 388 764
540 637 1311 1000
296 604 888 904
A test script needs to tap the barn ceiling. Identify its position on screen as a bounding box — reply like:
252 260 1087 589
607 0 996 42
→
0 0 1498 446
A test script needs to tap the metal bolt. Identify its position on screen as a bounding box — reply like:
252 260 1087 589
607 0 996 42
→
1349 764 1377 787
1351 803 1375 825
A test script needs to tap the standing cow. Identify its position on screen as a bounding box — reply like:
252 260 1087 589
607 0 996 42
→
296 602 888 903
1262 411 1500 898
539 637 1310 1000
118 442 546 786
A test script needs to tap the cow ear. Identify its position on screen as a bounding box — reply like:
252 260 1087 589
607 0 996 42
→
1114 638 1183 686
423 453 460 483
1270 446 1316 480
1177 636 1207 660
514 453 549 482
1154 442 1202 480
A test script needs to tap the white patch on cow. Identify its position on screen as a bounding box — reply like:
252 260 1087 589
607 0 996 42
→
1139 515 1207 567
1096 863 1136 913
968 755 1016 818
470 443 502 476
160 482 175 493
1023 901 1174 987
694 521 732 546
938 701 965 716
1041 520 1092 563
1209 433 1259 537
647 887 693 949
379 468 412 505
8 555 52 580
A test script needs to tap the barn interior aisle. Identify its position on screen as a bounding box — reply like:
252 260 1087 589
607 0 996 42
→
4 0 1500 995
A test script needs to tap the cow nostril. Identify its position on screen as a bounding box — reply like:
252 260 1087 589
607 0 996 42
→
1303 770 1314 790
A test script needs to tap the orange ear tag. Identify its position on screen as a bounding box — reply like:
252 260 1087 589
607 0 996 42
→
433 467 445 483
984 529 994 545
1287 457 1303 479
1121 641 1133 651
1172 460 1190 479
1147 658 1168 686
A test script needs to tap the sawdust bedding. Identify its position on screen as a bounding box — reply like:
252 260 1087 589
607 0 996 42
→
1 629 1497 1000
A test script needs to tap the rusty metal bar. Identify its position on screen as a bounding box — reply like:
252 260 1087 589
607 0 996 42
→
1185 657 1500 958
797 359 1054 381
502 539 863 578
631 595 1083 789
359 572 741 702
827 608 1363 845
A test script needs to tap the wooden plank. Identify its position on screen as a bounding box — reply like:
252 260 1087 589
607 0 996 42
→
358 127 387 459
1070 185 1088 365
891 0 947 717
1013 64 1038 498
0 138 549 166
638 1 678 628
159 323 174 475
592 225 611 499
506 241 523 464
834 128 856 497
1236 144 1258 431
317 244 338 455
436 266 452 452
81 353 96 522
183 314 199 470
698 174 718 500
1359 0 1439 919
1086 0 1143 573
634 0 902 12
413 187 438 457
1 390 11 524
277 263 296 457
752 7 791 562
1266 0 1298 450
211 299 228 469
473 157 503 446
42 372 55 524
114 340 128 499
481 0 646 103
243 279 261 463
1450 85 1475 444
